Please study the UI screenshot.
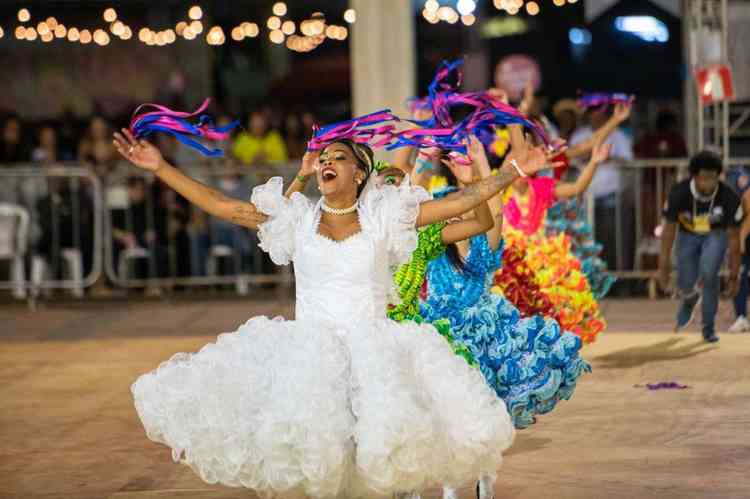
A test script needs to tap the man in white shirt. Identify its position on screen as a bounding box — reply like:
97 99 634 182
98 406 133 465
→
569 107 634 273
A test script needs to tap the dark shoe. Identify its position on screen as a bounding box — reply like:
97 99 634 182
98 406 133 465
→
704 334 720 343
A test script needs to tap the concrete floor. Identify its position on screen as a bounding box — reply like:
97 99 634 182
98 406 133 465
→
1 298 749 499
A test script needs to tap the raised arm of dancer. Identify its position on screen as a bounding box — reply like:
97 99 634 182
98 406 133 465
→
554 142 612 199
393 108 437 187
439 157 494 244
393 145 416 174
417 144 557 227
566 102 631 160
467 135 504 250
285 151 319 198
114 129 266 230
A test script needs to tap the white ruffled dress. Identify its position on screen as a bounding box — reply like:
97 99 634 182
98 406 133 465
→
131 177 515 498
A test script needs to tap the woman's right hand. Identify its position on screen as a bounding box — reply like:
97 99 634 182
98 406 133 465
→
113 129 165 172
467 135 492 177
442 156 475 185
613 102 632 123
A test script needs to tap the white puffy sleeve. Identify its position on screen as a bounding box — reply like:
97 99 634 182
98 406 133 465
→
250 177 311 265
361 177 431 268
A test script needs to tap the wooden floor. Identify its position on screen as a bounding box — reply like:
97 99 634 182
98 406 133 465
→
1 297 749 499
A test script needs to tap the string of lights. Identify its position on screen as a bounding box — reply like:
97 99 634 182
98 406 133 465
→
0 2 582 46
0 3 357 52
421 0 578 24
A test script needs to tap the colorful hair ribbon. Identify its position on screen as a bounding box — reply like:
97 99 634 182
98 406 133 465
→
578 92 635 110
306 109 403 151
129 98 238 157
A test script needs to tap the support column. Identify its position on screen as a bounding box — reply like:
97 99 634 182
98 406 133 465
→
350 0 416 124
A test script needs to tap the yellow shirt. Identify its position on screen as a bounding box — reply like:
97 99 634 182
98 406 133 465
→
232 131 288 165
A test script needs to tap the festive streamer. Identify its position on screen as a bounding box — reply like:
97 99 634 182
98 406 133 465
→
406 96 431 114
306 109 403 151
130 98 238 157
394 59 552 159
578 92 635 109
634 382 690 390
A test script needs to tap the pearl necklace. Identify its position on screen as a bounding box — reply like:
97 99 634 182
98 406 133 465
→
321 201 358 215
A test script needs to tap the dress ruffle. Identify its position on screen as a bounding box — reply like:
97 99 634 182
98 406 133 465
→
251 177 312 266
421 235 590 429
495 230 606 344
132 316 514 498
361 178 432 269
545 197 616 299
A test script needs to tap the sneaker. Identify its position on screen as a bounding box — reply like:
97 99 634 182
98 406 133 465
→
478 475 496 499
704 334 720 343
728 316 750 333
442 488 458 499
675 293 700 332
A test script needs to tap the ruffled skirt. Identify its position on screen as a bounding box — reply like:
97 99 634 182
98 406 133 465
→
545 199 616 300
495 230 607 344
422 292 591 429
131 316 514 498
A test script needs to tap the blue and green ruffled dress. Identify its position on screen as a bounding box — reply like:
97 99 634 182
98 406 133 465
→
419 234 591 428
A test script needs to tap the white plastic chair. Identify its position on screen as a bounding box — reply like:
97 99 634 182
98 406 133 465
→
0 203 30 299
206 244 249 295
31 248 84 298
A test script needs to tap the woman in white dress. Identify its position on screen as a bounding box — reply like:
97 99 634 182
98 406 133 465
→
113 129 549 498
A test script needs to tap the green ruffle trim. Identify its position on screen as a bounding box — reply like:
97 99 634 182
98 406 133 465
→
388 222 477 367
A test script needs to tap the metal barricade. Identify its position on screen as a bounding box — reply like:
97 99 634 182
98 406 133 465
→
5 156 750 300
583 157 750 294
0 165 103 298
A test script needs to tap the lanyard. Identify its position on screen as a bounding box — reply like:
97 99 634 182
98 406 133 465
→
693 192 716 220
690 179 718 221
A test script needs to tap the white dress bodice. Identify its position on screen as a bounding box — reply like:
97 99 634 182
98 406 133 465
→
252 177 429 326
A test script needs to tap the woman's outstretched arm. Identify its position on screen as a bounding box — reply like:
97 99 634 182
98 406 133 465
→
113 129 267 230
554 142 612 199
566 102 631 160
416 143 560 228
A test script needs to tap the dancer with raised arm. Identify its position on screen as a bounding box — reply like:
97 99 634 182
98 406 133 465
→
113 121 552 498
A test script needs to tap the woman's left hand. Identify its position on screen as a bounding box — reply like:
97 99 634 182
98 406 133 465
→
299 150 320 178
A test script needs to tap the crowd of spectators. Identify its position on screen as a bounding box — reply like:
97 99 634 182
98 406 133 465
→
0 99 695 297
